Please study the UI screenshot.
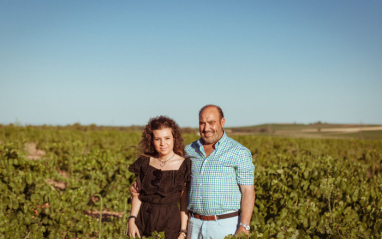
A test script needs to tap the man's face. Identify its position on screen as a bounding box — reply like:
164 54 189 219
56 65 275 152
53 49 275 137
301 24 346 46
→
199 107 225 145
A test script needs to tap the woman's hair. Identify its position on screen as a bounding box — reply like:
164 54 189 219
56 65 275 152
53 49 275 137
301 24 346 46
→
138 115 184 157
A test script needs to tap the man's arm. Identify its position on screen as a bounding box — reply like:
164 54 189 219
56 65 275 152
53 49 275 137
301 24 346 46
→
236 184 255 236
130 181 140 197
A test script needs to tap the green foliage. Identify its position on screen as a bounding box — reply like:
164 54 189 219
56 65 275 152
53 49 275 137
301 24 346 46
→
231 135 382 238
0 126 381 238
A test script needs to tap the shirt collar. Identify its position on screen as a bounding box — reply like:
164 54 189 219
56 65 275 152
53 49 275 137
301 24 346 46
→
215 131 227 148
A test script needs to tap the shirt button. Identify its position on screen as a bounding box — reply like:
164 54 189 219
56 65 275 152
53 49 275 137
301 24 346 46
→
199 183 202 186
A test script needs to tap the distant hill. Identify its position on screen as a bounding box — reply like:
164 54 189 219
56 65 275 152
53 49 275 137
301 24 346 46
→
225 123 382 140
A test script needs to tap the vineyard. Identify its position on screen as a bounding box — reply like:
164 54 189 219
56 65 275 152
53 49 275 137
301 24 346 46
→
0 125 381 238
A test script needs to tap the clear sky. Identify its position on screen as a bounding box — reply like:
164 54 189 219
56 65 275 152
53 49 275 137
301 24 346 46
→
1 0 381 127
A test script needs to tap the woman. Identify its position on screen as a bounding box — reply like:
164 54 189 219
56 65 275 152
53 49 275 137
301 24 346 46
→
128 116 190 239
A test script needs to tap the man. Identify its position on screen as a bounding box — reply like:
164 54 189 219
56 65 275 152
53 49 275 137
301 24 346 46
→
185 104 255 238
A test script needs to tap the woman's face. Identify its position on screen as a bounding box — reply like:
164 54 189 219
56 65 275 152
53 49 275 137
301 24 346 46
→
152 127 174 157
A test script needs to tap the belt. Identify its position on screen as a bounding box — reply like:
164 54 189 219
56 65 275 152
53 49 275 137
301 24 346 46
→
190 211 240 221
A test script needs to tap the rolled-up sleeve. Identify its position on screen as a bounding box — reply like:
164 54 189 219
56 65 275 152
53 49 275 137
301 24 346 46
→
236 148 255 185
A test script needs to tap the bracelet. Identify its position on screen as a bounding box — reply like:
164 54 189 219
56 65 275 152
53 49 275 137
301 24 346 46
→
179 229 187 237
128 215 136 220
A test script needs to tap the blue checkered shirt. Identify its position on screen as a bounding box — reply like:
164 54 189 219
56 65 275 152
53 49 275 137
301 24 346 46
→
185 132 255 215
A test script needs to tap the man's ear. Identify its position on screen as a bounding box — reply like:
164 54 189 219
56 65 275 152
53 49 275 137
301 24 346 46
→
221 118 225 128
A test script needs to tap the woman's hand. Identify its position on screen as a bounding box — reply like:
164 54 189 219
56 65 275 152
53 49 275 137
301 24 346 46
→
128 219 141 238
177 230 187 239
177 233 186 239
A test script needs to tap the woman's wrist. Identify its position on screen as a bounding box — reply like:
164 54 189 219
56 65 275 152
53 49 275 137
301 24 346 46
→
179 229 187 237
179 232 186 237
128 215 137 221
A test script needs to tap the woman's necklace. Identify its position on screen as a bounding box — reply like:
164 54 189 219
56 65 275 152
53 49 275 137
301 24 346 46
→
157 152 176 167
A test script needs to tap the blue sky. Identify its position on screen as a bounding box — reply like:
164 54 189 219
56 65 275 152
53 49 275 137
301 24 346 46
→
1 0 381 127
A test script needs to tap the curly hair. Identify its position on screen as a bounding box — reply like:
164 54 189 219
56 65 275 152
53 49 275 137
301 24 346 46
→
138 116 184 157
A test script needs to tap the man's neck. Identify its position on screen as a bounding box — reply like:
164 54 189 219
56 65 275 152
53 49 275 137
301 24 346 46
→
203 143 215 157
201 131 224 156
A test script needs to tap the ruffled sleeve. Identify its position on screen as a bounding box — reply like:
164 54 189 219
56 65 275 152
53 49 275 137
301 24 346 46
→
128 156 148 175
184 157 191 184
175 157 191 191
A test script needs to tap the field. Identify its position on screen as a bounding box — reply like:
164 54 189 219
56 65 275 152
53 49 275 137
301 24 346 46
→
1 124 382 238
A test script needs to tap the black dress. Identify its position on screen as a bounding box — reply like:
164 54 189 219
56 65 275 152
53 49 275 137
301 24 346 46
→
128 156 191 239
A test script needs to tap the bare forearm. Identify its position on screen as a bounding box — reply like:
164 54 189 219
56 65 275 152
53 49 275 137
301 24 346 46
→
180 211 188 231
240 185 255 224
128 195 142 237
179 189 189 230
235 185 255 236
130 195 142 217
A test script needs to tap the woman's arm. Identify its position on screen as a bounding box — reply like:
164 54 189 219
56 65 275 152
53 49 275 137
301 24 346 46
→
178 186 188 239
128 193 142 238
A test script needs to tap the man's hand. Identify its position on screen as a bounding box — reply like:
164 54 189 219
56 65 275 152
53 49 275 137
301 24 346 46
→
130 182 140 197
235 226 249 237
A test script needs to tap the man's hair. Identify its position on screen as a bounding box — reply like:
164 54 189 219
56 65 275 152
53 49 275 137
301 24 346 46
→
199 104 224 120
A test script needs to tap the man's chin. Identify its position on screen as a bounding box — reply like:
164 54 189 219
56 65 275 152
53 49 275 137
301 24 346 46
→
201 137 214 144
